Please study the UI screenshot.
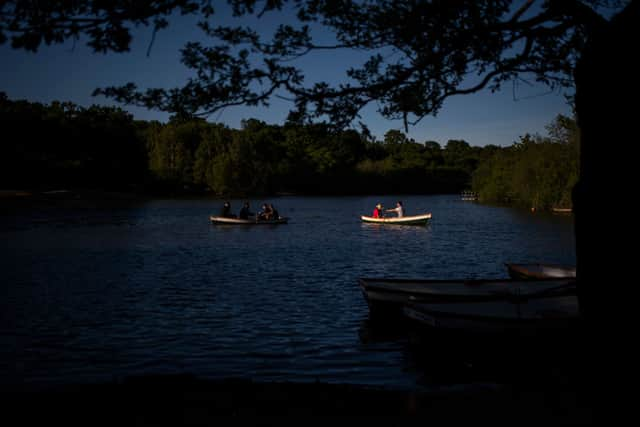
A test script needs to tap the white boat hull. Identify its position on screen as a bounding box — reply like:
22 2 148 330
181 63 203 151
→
210 216 288 225
360 213 432 225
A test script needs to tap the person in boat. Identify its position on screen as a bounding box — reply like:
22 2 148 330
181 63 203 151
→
269 203 279 220
238 202 254 220
386 201 404 218
257 203 273 220
220 201 235 218
372 203 384 218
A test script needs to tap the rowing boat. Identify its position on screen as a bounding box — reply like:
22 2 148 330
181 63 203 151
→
209 216 288 225
403 294 579 334
360 212 432 225
358 276 576 319
505 263 576 280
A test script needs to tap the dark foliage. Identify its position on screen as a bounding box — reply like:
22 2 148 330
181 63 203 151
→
1 94 579 205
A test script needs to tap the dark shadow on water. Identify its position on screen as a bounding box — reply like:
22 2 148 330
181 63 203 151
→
2 316 593 421
359 315 589 391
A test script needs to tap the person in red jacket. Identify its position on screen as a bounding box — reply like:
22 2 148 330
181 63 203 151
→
372 203 383 218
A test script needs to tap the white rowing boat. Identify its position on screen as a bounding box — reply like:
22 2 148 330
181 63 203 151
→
209 216 288 225
360 212 432 225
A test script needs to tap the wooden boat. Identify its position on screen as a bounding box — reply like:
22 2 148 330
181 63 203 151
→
209 216 288 225
360 212 432 225
505 263 576 280
552 207 572 214
403 294 579 334
358 277 576 319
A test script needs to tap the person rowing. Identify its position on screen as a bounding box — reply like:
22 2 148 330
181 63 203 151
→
386 201 404 218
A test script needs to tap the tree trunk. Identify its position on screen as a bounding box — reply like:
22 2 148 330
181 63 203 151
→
573 0 637 414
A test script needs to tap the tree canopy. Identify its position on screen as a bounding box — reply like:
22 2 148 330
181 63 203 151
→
0 1 628 129
472 114 579 210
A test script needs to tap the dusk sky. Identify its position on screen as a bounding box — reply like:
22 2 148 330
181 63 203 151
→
0 7 574 147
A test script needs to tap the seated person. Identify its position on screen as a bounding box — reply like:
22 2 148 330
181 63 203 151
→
257 203 273 220
269 203 279 220
372 203 383 218
220 201 235 218
238 202 254 219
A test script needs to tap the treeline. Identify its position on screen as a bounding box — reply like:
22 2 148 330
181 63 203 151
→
0 93 579 209
1 93 490 196
471 115 579 210
1 94 148 192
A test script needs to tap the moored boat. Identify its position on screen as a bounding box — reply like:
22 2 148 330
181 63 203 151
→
505 263 576 280
403 293 580 334
552 207 572 214
358 277 576 319
360 212 432 225
210 216 288 225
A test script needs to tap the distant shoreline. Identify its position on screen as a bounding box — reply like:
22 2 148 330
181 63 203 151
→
0 190 573 215
0 188 460 201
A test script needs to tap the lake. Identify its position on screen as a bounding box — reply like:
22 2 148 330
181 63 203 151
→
0 194 575 390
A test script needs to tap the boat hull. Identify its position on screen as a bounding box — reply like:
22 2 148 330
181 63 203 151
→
210 216 288 225
403 294 580 334
360 213 432 225
359 277 576 319
505 263 576 280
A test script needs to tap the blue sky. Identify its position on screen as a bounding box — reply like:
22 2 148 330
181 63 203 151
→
0 8 573 147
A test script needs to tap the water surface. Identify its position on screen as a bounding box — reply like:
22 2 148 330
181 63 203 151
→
0 195 575 389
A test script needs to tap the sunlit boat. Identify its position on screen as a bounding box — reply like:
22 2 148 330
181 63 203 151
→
505 263 576 280
360 212 432 225
358 277 576 318
209 216 288 225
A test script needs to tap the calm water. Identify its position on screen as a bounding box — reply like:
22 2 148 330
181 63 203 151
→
0 195 575 390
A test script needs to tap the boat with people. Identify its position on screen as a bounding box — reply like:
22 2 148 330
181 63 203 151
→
360 212 432 225
362 200 431 225
505 263 576 280
210 216 288 225
358 276 576 319
212 200 287 225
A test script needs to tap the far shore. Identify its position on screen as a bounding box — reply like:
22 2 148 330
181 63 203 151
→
0 190 573 216
0 188 454 203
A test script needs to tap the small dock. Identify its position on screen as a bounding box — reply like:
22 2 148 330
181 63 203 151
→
460 190 478 201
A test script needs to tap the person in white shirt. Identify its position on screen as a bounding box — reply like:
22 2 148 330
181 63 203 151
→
386 201 404 218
